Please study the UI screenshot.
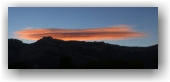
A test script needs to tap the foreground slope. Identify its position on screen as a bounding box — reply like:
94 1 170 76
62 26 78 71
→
8 37 158 69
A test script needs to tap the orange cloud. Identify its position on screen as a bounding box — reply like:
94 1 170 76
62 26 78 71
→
14 25 146 41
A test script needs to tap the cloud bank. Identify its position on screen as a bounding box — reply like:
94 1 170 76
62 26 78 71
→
14 25 146 41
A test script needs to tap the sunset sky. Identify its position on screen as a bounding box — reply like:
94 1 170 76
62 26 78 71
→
8 7 158 46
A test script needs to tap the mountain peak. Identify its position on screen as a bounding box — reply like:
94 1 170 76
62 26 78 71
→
35 36 64 44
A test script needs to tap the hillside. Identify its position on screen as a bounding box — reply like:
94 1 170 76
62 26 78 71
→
8 37 158 69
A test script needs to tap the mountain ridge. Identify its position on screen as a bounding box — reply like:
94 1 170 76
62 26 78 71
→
8 37 158 69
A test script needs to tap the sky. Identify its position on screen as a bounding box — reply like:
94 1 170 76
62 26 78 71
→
8 7 158 47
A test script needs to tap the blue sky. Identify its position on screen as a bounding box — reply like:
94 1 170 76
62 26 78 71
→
8 7 158 47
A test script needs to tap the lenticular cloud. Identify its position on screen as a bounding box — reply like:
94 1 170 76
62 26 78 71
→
14 25 146 41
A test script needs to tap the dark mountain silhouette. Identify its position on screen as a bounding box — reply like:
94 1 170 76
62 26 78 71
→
8 37 158 69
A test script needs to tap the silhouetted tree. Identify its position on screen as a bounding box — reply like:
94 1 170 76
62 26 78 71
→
59 56 74 69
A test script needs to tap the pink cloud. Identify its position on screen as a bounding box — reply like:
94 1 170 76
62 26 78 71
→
14 25 146 41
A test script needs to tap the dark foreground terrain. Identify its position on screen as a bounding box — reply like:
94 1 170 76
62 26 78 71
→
8 37 158 69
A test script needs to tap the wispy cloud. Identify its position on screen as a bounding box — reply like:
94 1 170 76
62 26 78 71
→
14 25 146 41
